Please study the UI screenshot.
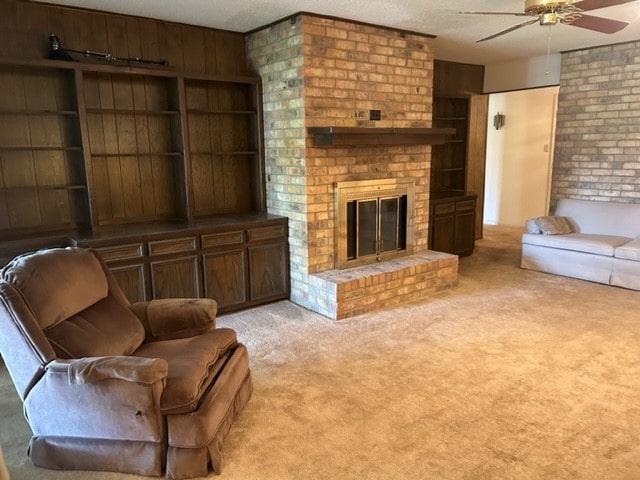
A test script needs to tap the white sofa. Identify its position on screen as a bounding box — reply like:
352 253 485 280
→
521 198 640 290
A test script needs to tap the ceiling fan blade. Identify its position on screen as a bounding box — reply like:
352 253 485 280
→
566 13 630 33
460 11 529 16
477 18 540 42
573 0 638 11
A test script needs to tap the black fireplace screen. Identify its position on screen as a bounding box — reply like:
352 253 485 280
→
346 195 407 261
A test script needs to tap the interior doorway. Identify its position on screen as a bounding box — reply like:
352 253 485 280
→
483 86 559 227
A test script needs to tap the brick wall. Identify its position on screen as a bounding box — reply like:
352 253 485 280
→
247 14 443 315
551 41 640 206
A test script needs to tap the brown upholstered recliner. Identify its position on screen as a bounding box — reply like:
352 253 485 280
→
0 247 252 479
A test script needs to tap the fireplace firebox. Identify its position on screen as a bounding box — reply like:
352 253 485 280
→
335 178 415 268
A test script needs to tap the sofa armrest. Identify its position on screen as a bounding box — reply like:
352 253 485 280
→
23 357 167 442
525 218 542 234
129 298 217 342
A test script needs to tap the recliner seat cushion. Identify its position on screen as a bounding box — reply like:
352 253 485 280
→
133 327 238 415
1 247 108 329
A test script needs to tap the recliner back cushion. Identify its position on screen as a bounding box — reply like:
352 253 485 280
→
2 247 108 330
46 296 146 358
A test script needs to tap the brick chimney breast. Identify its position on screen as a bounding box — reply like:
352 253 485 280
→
247 13 457 319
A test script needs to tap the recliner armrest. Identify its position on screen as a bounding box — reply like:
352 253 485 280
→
48 356 168 385
129 298 217 342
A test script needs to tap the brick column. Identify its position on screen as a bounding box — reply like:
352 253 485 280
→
247 14 438 314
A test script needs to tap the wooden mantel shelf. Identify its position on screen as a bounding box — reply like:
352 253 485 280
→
307 126 456 147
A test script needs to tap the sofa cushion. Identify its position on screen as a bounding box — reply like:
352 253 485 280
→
522 233 631 256
535 216 573 235
614 237 640 261
555 199 640 238
133 327 238 414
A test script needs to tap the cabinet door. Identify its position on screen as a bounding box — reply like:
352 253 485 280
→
430 201 455 253
150 256 200 298
202 249 247 310
94 243 148 303
111 264 147 303
148 237 199 298
248 242 288 302
453 199 476 256
454 211 475 255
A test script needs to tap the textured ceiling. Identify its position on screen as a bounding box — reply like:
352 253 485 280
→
33 0 640 64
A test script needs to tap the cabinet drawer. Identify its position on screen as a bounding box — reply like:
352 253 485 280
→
433 202 455 215
201 230 244 249
248 224 286 242
148 237 197 256
456 200 476 211
95 243 144 262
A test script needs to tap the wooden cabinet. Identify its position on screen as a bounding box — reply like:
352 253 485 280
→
185 79 264 216
247 224 288 303
93 243 147 303
431 96 468 196
0 63 89 235
429 194 477 257
0 57 288 313
148 237 200 299
82 215 289 313
431 60 487 242
0 57 265 237
81 71 185 226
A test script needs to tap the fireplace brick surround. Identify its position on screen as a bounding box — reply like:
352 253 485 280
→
247 13 458 319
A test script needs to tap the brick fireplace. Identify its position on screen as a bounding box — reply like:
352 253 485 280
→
247 13 458 319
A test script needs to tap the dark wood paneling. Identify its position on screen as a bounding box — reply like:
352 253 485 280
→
3 0 247 76
467 94 488 239
433 60 484 96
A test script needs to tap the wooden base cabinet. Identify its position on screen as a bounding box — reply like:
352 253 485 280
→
77 215 290 313
429 194 477 257
203 250 247 310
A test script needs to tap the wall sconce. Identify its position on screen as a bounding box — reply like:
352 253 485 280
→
493 112 505 130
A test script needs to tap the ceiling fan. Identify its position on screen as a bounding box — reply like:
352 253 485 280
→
461 0 636 42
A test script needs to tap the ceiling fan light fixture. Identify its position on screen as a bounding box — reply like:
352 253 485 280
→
464 0 634 42
539 12 560 24
524 0 578 15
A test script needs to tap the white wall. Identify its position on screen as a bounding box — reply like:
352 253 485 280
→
484 54 561 93
483 86 559 227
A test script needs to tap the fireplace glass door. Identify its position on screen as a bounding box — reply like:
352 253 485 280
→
346 195 407 262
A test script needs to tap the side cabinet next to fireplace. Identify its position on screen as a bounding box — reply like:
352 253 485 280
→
429 193 477 257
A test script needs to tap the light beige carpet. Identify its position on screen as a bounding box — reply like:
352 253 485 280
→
2 225 640 480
